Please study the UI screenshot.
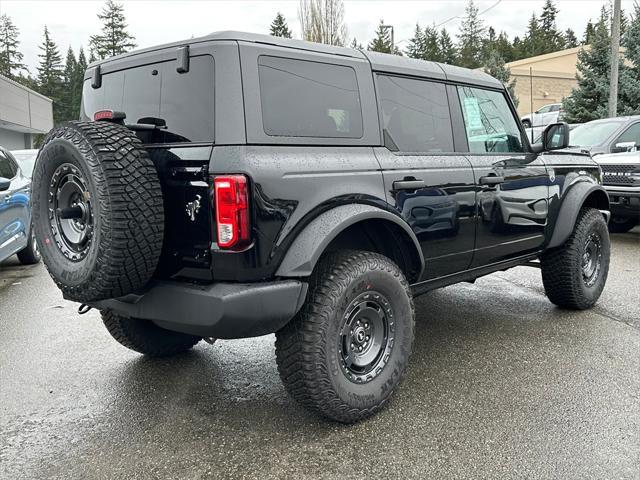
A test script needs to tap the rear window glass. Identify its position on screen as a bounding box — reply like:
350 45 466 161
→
258 56 363 138
81 55 214 143
376 74 453 153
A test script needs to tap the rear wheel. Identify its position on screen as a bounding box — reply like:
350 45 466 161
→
522 119 532 129
608 215 637 233
541 208 610 310
102 311 201 357
275 250 414 423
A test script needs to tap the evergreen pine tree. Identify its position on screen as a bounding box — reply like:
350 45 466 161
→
72 48 88 120
422 24 441 62
522 13 543 57
483 49 518 107
61 47 77 121
583 20 597 44
37 26 64 124
405 24 424 59
350 37 363 50
563 10 636 122
538 0 565 52
512 36 524 60
564 28 579 48
270 12 292 38
0 14 27 79
457 0 486 68
367 20 401 55
621 2 640 113
439 28 458 65
89 0 136 60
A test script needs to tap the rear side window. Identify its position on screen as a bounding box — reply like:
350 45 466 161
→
457 86 524 153
376 75 453 153
258 56 363 138
81 55 214 143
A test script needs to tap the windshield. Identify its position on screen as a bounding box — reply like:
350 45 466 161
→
570 121 622 147
11 151 37 176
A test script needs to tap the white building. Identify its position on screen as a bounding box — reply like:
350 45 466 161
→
0 74 53 149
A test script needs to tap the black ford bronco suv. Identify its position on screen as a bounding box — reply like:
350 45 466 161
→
32 32 611 423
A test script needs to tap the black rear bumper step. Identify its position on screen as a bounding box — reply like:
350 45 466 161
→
90 280 308 339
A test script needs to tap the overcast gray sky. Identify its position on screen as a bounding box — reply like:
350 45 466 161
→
1 0 635 74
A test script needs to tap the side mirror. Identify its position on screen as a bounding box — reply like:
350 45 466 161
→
0 177 11 192
542 122 570 151
611 141 636 153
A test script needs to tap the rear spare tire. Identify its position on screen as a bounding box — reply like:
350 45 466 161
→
32 121 164 303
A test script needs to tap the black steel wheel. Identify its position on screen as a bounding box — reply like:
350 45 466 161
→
275 250 415 423
338 291 394 384
581 232 602 288
49 163 94 261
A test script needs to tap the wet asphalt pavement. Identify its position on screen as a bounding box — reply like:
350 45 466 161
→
1 229 639 480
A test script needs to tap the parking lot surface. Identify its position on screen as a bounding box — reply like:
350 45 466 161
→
1 229 639 479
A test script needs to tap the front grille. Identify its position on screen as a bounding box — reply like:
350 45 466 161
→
601 164 636 185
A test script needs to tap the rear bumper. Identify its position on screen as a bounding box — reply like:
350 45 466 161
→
91 279 308 339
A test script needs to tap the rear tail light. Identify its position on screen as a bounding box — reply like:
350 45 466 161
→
213 175 250 249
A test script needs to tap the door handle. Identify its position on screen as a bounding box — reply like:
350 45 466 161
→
479 176 505 185
392 179 426 190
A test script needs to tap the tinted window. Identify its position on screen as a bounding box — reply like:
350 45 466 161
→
616 122 640 145
457 86 524 153
258 56 363 138
0 151 18 179
376 75 453 153
81 55 214 143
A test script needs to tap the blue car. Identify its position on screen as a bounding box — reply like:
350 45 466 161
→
0 146 41 265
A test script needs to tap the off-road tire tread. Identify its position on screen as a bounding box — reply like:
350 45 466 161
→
541 208 609 310
33 121 164 302
275 250 414 423
102 311 201 357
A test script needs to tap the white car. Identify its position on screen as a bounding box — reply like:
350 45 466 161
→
521 103 562 129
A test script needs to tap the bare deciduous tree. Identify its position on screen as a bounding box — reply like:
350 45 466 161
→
299 0 348 46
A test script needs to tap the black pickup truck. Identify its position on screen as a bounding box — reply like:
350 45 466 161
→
31 32 611 423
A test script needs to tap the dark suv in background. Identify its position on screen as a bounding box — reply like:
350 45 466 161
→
31 32 611 423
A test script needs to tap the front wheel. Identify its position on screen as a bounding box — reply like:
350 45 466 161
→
275 250 415 423
541 208 610 310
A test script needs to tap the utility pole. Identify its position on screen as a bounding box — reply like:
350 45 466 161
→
608 0 622 118
381 24 394 54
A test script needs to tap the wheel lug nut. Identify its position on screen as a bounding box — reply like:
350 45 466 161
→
358 346 362 352
351 343 354 349
366 336 370 341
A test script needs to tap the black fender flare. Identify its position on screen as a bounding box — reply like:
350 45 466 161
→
547 181 610 249
275 203 425 278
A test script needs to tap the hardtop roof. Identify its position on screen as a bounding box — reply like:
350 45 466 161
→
88 30 503 88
